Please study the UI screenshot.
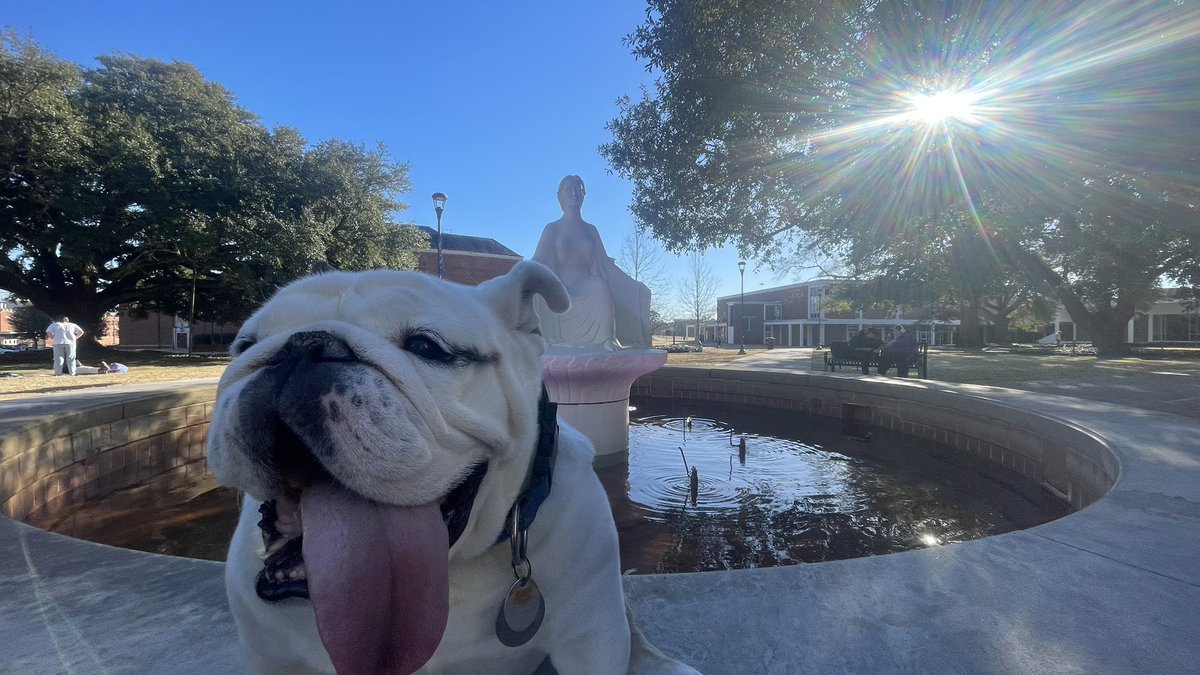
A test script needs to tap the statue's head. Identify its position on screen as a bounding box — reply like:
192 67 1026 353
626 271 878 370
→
557 175 586 210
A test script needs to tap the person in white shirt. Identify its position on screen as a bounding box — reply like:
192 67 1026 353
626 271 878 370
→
45 316 85 376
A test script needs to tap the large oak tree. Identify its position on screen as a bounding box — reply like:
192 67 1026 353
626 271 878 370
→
1 34 425 346
603 0 1200 354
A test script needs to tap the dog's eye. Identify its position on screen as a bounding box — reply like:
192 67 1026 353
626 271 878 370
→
230 336 257 356
403 334 454 363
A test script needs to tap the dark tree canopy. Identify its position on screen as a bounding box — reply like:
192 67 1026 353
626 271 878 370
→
604 0 1200 354
0 34 427 344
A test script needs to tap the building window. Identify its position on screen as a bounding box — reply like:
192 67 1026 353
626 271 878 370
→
1153 314 1200 342
808 290 823 319
767 304 782 321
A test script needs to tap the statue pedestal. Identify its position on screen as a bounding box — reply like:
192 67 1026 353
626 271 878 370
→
540 347 667 467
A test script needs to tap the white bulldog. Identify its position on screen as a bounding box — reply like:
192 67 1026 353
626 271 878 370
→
207 261 698 675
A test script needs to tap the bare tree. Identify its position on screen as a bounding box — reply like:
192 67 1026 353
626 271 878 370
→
617 224 673 334
677 250 719 345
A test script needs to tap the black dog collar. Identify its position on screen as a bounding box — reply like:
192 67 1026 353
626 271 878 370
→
494 385 558 546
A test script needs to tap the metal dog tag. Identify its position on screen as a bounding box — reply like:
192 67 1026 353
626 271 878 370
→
495 576 545 647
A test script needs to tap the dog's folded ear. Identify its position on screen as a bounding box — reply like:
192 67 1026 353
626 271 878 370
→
479 261 569 334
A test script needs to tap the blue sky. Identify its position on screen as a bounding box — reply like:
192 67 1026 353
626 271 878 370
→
6 0 777 304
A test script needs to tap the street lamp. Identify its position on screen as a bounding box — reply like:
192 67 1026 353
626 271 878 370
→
815 286 824 349
186 265 222 357
737 260 746 355
187 264 197 357
432 192 447 277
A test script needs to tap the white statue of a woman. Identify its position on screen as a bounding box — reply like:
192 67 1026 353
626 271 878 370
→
532 175 651 350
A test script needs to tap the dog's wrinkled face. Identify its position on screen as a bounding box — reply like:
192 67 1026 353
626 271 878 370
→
207 261 567 674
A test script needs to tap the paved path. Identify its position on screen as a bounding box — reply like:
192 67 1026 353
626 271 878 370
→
721 347 1200 420
726 346 818 371
1004 368 1200 420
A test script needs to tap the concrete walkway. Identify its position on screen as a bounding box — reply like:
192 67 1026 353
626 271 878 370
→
728 346 1200 420
728 346 820 371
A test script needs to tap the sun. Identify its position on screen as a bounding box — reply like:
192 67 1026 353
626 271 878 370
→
905 90 981 125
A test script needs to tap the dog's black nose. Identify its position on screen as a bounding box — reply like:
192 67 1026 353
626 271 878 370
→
271 331 356 366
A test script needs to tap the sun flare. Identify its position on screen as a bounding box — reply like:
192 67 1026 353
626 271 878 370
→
905 90 981 125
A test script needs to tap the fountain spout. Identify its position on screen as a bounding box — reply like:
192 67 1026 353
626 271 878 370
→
730 432 747 464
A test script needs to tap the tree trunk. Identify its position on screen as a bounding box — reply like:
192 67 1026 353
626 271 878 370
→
957 296 985 349
994 237 1135 357
992 315 1012 343
1087 319 1132 357
1054 291 1133 357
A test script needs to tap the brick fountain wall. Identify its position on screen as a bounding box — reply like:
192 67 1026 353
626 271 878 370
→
0 383 218 530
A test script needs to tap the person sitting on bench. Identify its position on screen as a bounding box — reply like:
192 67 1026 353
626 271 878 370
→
877 325 918 377
847 328 882 375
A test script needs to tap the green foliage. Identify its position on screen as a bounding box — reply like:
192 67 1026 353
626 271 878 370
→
0 33 424 339
604 1 1200 354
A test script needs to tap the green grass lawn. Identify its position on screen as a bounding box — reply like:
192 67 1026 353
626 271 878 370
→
0 349 230 400
927 349 1200 387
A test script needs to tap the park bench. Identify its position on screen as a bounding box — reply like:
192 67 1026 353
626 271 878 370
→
824 340 929 379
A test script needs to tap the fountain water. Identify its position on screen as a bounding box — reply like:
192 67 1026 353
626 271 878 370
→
53 403 1073 574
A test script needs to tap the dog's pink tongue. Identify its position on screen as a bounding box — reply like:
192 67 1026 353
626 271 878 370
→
302 481 449 675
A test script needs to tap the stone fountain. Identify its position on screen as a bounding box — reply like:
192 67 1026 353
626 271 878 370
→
533 175 666 465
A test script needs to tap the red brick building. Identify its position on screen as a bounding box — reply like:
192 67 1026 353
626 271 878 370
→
117 311 241 350
413 226 522 285
0 299 20 348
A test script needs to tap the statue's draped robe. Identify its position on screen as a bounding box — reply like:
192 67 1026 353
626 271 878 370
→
538 275 617 348
532 220 651 350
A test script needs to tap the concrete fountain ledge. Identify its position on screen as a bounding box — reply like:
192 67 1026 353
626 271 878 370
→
1 368 1198 674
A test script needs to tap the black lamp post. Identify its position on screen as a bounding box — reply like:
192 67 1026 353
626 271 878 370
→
815 286 823 349
737 260 746 355
432 192 447 277
186 265 222 357
187 263 197 357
